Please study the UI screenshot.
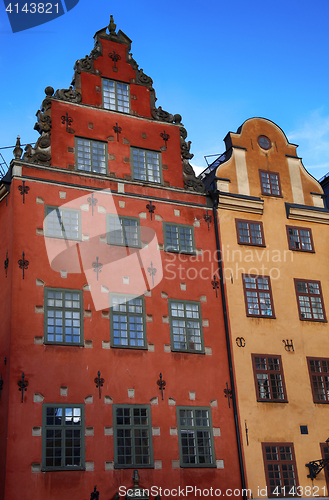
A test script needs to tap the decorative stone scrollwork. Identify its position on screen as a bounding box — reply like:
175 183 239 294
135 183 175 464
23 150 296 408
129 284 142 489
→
34 86 53 134
151 106 182 124
54 86 82 103
90 40 102 60
136 68 153 88
23 133 51 165
34 113 51 134
41 86 54 112
180 127 194 160
182 159 205 193
180 126 205 193
74 54 94 74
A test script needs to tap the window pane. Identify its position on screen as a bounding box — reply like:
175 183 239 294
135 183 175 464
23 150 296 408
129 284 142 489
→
178 407 214 467
170 301 203 352
132 148 161 183
45 289 82 344
111 296 145 348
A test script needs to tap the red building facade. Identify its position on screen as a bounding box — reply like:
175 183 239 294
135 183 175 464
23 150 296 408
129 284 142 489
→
0 17 244 499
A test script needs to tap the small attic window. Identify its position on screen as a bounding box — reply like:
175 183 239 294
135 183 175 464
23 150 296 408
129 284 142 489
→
257 135 271 150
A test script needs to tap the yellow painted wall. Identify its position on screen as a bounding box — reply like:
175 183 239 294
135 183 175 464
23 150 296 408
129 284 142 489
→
215 118 329 498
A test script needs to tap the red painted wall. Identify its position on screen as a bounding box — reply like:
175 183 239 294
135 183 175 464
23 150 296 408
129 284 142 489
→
0 25 244 500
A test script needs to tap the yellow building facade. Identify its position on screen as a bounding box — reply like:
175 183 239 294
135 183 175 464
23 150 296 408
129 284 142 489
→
203 118 329 498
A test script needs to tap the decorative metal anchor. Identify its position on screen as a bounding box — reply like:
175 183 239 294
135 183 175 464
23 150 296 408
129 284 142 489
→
90 485 100 500
0 373 3 401
224 382 232 408
61 112 74 133
146 200 156 220
109 51 121 68
113 122 122 142
306 437 329 480
147 262 157 287
18 180 30 204
18 252 29 279
236 337 246 348
157 373 166 400
92 257 103 281
282 339 294 352
94 371 104 399
211 275 220 298
87 193 98 216
203 210 213 230
4 251 8 277
160 130 170 148
18 372 28 403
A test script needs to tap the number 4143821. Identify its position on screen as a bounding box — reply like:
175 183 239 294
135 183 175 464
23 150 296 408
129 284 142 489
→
6 3 59 13
272 485 327 496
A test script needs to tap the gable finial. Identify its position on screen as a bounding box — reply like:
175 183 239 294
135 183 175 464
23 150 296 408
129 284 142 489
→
13 136 23 160
108 15 116 35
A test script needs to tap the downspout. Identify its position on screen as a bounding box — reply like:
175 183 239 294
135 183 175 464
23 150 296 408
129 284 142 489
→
209 185 247 500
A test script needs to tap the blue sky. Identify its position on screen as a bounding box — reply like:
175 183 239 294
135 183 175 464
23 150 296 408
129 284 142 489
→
1 0 329 180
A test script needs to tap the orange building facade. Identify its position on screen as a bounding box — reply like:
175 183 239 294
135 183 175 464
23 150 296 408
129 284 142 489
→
0 18 244 500
202 118 329 499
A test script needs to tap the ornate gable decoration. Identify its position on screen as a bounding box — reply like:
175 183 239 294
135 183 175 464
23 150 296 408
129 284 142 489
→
13 15 205 193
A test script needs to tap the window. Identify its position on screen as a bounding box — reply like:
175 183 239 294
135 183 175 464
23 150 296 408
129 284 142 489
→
258 135 272 150
42 404 84 471
242 274 275 318
113 405 153 468
252 354 287 402
44 288 83 345
259 170 282 197
235 219 265 246
307 357 329 403
169 300 204 353
107 215 140 247
102 79 130 113
110 295 146 348
45 206 81 240
76 138 107 174
132 148 161 183
177 407 215 468
163 223 195 254
262 443 298 497
286 226 314 252
294 279 326 321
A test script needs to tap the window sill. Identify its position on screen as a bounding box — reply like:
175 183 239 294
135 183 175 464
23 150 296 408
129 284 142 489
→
111 345 148 350
256 399 288 404
261 192 283 198
44 234 82 242
237 242 266 247
171 349 205 355
114 464 154 469
246 314 276 319
299 318 327 323
179 464 217 468
289 248 315 253
44 342 84 347
164 249 196 256
41 467 85 472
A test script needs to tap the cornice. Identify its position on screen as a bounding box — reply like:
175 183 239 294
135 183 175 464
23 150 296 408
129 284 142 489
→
217 192 264 214
286 203 329 224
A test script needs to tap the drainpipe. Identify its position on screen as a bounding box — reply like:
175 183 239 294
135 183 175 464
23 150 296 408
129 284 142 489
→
209 185 247 500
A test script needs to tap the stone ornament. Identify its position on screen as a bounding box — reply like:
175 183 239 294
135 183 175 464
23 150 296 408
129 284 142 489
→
54 86 82 104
